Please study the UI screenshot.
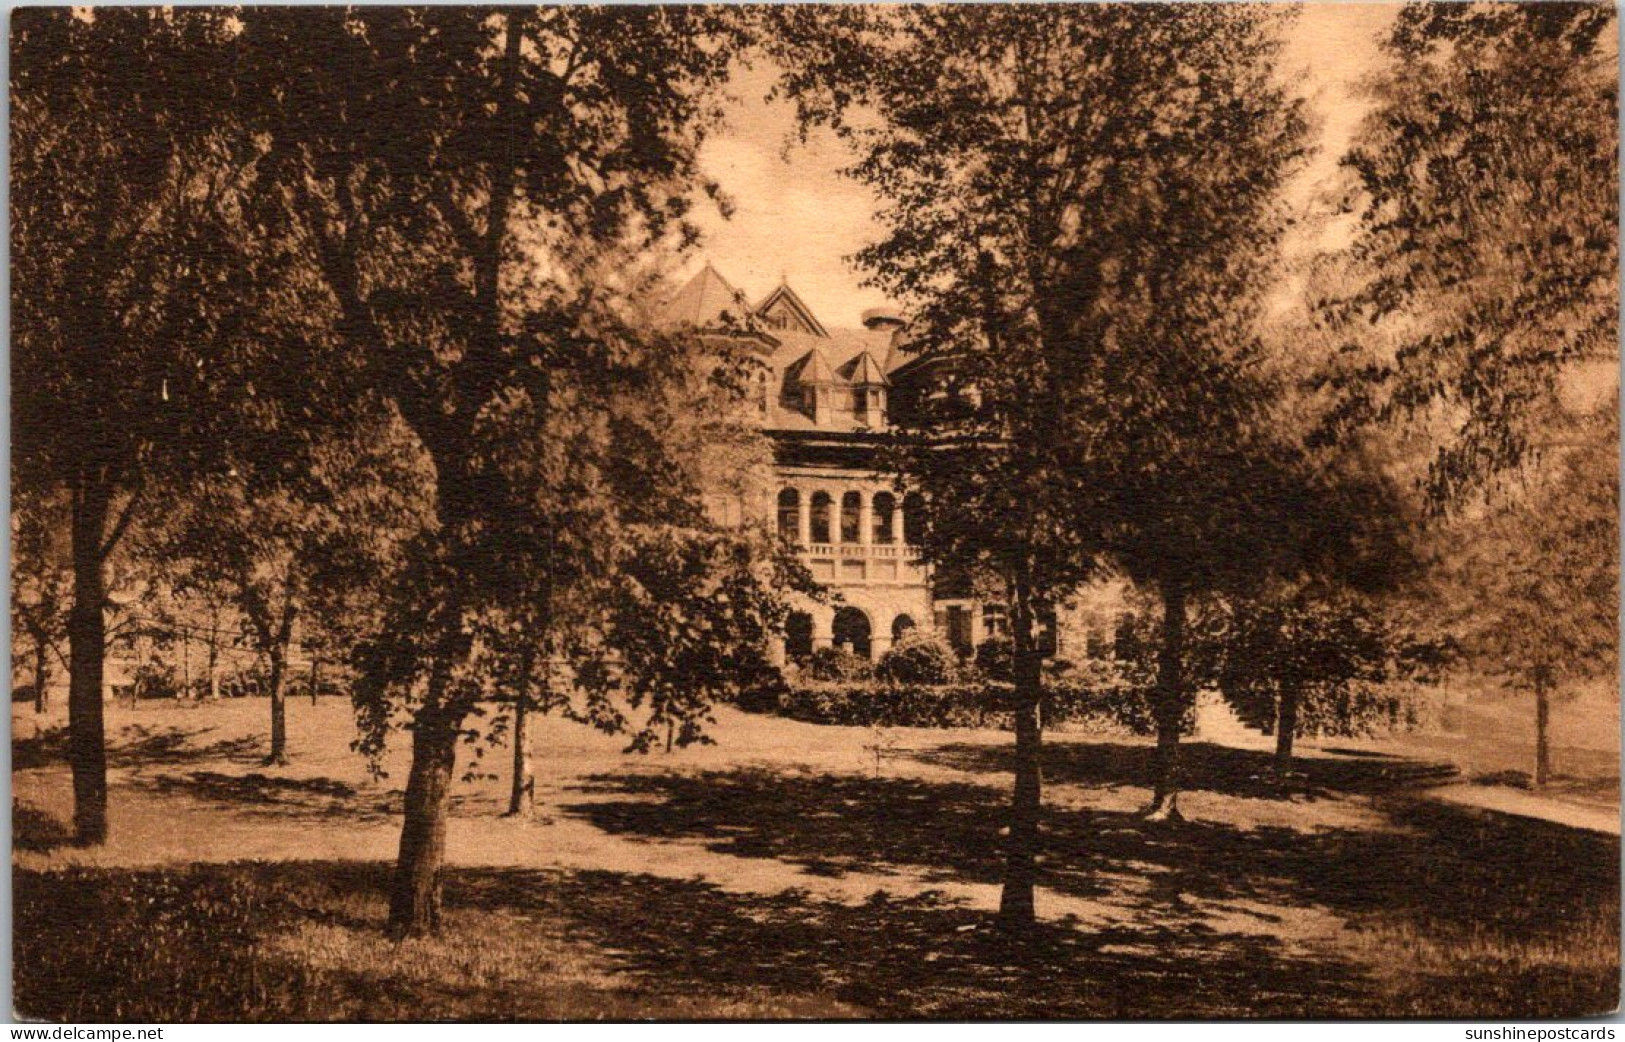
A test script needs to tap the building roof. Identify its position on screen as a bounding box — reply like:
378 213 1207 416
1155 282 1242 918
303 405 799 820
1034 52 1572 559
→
657 261 921 434
754 282 830 338
840 350 890 387
660 262 754 329
767 327 906 378
785 346 837 385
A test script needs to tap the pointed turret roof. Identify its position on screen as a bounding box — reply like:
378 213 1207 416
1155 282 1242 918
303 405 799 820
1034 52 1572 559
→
787 346 838 385
840 350 889 387
661 261 751 328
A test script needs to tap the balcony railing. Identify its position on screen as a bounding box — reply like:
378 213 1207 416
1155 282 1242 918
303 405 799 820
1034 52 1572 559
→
799 542 917 558
796 541 924 585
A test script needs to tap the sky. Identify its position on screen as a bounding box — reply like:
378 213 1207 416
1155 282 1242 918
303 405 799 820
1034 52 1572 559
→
683 3 1401 330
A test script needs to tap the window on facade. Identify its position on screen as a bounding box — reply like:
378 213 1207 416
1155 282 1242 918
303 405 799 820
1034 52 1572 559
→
809 492 833 544
903 491 926 545
983 603 1009 638
777 488 800 542
872 492 896 544
840 491 862 544
852 388 868 414
757 371 770 414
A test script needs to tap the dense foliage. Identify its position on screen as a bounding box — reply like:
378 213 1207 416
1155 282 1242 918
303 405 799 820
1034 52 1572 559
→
1321 2 1618 508
875 632 963 686
748 677 1162 736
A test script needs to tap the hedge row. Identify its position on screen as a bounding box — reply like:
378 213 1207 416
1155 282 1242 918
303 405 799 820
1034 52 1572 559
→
738 679 1165 735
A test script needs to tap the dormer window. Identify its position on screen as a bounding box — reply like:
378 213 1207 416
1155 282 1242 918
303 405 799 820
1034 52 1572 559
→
841 349 889 428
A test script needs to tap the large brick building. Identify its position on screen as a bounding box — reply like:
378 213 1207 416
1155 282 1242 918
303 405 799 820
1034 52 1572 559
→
662 262 992 663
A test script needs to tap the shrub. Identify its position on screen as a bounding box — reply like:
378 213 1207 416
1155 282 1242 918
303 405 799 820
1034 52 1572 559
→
973 637 1012 682
806 645 873 682
876 633 960 685
768 681 1000 729
1045 674 1165 736
749 674 1167 736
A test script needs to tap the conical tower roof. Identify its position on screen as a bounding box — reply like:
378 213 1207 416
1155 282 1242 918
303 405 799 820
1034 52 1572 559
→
660 261 748 328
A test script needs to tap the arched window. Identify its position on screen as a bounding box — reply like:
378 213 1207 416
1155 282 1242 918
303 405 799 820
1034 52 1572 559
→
891 614 916 642
840 491 862 544
809 492 833 545
903 492 926 546
872 492 896 544
777 488 800 543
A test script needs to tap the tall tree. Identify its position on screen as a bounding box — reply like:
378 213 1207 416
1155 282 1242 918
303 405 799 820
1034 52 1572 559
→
778 3 1311 922
239 8 763 935
1321 2 1618 776
1321 1 1618 508
1213 584 1437 779
13 8 250 842
1431 405 1618 788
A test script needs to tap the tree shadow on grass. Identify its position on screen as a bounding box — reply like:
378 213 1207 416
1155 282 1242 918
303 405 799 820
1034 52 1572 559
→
563 766 1372 908
15 817 1617 1021
918 739 1458 802
13 858 1373 1020
450 865 1369 1019
563 765 1618 1016
137 770 401 824
14 723 264 772
14 798 73 852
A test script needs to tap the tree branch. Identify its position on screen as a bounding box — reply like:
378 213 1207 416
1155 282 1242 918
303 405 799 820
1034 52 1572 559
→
99 478 144 561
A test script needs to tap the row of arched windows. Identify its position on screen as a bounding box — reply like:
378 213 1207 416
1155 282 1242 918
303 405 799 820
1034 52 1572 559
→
776 488 925 546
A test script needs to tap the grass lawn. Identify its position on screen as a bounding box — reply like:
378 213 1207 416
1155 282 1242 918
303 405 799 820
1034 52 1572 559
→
11 695 1620 1020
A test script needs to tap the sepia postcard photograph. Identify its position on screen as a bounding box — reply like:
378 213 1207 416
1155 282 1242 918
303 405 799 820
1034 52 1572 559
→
9 1 1621 1024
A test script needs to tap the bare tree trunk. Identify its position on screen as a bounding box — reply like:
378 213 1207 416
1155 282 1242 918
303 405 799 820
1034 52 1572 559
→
390 698 460 937
1274 686 1299 783
263 601 296 767
507 695 533 817
1147 578 1186 821
207 633 220 701
506 646 538 816
67 475 111 845
1534 677 1552 789
998 575 1044 932
309 656 320 706
387 462 479 933
32 637 51 714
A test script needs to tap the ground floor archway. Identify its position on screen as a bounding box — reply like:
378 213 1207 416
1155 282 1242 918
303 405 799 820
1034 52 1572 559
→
832 607 872 660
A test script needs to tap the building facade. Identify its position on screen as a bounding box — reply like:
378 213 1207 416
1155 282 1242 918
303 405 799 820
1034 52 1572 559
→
663 262 988 662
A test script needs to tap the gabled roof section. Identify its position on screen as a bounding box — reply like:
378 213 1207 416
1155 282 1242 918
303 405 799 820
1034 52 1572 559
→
753 282 830 339
660 261 753 329
839 350 890 387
